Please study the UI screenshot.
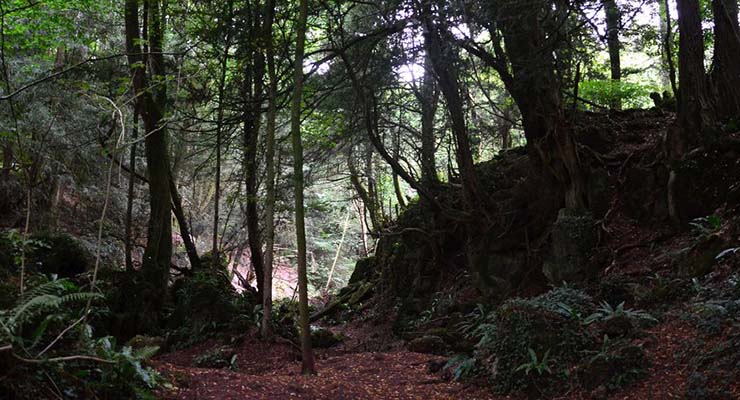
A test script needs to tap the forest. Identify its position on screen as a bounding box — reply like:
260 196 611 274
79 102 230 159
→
0 0 739 398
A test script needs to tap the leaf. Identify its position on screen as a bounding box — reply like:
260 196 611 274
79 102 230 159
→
715 247 739 260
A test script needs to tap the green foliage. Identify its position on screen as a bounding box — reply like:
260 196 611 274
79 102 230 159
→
578 335 647 391
194 346 238 370
166 268 255 348
0 277 103 349
515 348 553 376
579 80 658 109
0 276 158 398
470 288 597 395
444 354 477 381
689 215 723 238
584 301 658 326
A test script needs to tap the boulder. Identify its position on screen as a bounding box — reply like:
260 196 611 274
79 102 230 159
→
408 335 447 355
543 209 598 285
348 256 376 285
311 327 343 348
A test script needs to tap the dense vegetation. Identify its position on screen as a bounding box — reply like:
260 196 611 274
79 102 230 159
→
1 0 739 398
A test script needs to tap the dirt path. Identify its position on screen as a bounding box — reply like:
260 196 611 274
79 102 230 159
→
156 346 499 400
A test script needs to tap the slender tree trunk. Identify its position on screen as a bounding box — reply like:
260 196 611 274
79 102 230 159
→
419 48 438 186
498 101 513 150
339 52 442 212
213 8 232 267
262 0 277 340
291 0 315 375
243 4 266 296
421 9 480 211
125 0 173 313
711 0 740 120
125 110 139 272
603 0 622 110
662 0 679 98
347 152 380 233
170 177 200 271
391 124 407 209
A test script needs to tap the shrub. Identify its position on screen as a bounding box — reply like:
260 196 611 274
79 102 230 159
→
471 288 597 395
0 276 158 399
165 268 255 348
579 80 657 109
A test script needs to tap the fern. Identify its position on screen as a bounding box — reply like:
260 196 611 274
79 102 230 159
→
1 277 102 344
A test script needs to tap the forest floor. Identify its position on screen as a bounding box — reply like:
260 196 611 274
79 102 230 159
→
152 315 726 399
153 293 738 398
152 110 740 399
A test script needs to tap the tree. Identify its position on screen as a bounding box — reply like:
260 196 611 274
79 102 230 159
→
675 0 715 151
603 0 621 110
465 0 586 210
419 0 480 211
710 0 740 120
212 0 234 267
261 0 278 340
241 1 266 297
124 0 173 316
290 0 316 375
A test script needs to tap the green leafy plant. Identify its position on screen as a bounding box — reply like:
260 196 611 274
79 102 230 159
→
689 215 722 237
585 301 657 325
515 348 553 376
444 354 477 381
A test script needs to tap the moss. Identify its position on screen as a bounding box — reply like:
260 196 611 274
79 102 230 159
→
26 232 89 278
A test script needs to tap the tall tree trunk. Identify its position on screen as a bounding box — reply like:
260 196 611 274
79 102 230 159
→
603 0 622 110
261 0 277 340
125 0 173 314
290 0 315 375
243 4 266 296
676 0 715 152
496 0 586 210
419 48 438 186
711 0 740 120
213 5 233 267
662 0 679 98
124 110 138 272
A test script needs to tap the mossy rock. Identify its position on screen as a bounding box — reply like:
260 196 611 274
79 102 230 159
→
311 327 343 348
127 335 164 355
348 256 376 285
577 342 647 391
408 335 447 355
543 209 598 285
27 232 90 278
678 235 726 277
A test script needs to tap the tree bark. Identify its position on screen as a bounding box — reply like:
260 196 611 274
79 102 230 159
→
262 0 277 340
495 0 586 210
242 3 266 296
421 6 480 212
290 0 316 375
675 0 715 155
124 110 138 272
711 0 740 120
603 0 622 110
418 46 438 186
125 0 173 310
213 2 233 267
